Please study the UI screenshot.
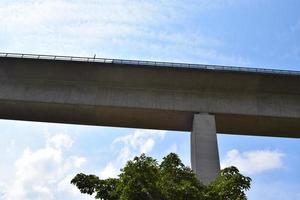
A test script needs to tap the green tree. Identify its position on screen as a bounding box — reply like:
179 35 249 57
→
117 154 161 200
71 153 251 200
158 153 204 200
204 166 252 200
71 174 119 200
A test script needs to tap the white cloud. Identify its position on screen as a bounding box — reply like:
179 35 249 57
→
0 181 5 198
46 133 74 150
221 149 284 175
5 140 16 153
0 0 226 32
100 162 119 179
2 133 89 200
113 129 166 163
0 0 177 54
98 129 166 179
0 0 248 66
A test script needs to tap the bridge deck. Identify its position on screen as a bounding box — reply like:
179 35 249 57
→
0 53 300 138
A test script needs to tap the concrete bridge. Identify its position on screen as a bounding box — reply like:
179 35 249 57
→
1 53 300 184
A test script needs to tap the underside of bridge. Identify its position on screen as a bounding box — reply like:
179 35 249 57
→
1 54 300 183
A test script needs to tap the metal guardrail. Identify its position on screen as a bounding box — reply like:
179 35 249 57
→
1 52 299 76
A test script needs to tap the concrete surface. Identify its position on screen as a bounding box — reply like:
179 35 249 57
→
191 113 220 184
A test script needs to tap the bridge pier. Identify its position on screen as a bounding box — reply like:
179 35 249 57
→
191 113 220 185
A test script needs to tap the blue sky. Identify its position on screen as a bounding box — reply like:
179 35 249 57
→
0 0 299 199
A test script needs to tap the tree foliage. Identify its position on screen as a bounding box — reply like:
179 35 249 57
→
71 153 251 200
204 166 251 200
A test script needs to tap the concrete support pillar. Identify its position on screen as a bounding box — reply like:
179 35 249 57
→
191 113 220 185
